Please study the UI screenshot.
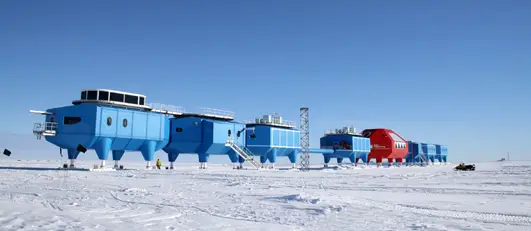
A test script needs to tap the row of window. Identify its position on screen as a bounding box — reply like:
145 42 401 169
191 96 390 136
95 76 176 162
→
395 142 406 149
61 116 128 128
81 90 146 106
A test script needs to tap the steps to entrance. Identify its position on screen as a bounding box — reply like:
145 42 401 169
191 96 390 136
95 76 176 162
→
225 140 261 169
419 153 429 165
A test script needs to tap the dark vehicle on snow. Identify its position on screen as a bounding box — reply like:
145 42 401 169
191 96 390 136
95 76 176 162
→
455 163 475 171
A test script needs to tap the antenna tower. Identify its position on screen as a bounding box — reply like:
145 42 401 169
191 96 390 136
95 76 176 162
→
300 107 310 171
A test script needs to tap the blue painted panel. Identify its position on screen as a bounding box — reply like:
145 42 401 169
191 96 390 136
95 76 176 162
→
125 139 144 150
49 104 97 136
117 110 133 137
421 143 436 155
99 108 118 137
212 121 240 145
441 145 448 155
287 131 293 146
132 113 147 139
246 126 267 147
272 129 279 146
146 114 161 140
280 130 287 146
172 117 203 143
232 122 246 146
294 131 300 146
112 138 129 150
211 121 226 144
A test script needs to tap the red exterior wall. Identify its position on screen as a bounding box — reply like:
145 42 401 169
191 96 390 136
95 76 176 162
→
361 128 408 163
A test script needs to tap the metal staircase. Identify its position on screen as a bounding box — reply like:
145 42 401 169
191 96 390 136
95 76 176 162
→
225 140 261 169
418 153 429 165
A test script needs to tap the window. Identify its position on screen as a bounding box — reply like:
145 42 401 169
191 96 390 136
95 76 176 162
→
362 131 372 138
110 92 124 102
64 116 82 125
176 127 183 132
389 133 405 142
139 97 145 105
228 129 231 136
81 91 87 100
125 95 138 104
98 91 109 101
87 91 97 100
123 119 128 127
107 117 112 126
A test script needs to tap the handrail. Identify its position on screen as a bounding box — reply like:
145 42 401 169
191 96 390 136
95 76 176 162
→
199 107 235 119
149 103 185 115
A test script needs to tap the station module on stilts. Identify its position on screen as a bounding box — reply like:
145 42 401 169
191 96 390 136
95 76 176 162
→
318 126 371 168
422 143 437 165
435 144 448 164
404 141 444 166
360 128 408 167
405 141 427 166
30 89 178 170
29 88 450 171
243 114 300 169
162 108 261 170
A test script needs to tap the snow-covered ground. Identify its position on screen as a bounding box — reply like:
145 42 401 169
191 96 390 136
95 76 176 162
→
0 160 530 231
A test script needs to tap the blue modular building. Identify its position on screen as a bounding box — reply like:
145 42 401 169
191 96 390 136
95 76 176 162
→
406 141 423 164
406 141 440 165
422 143 437 164
162 108 252 169
435 144 448 163
31 89 172 169
319 126 371 167
244 114 301 168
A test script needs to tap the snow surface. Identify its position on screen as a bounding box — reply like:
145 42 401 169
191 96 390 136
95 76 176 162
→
0 160 530 231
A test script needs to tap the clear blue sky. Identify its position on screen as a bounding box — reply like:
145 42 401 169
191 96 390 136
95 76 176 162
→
1 0 530 162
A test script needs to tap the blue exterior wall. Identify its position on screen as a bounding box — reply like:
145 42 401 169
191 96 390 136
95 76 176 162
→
319 135 371 164
163 117 246 163
245 125 301 164
405 141 421 163
435 144 449 162
421 143 437 162
44 104 170 161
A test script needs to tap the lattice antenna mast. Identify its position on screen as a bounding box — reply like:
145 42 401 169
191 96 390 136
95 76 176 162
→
300 107 310 171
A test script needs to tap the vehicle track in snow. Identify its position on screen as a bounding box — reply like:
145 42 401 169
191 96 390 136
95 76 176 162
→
348 197 531 226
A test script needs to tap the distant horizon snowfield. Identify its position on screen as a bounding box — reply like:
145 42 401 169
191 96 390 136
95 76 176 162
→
0 160 530 231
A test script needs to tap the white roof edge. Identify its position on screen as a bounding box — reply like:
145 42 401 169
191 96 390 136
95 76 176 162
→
81 89 147 98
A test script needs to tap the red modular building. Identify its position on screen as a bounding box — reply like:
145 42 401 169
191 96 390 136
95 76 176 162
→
361 128 409 165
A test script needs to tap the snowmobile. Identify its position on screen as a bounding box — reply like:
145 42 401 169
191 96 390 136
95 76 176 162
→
454 163 475 171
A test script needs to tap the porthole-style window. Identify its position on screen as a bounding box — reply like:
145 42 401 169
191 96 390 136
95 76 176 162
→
176 127 183 132
107 117 112 126
123 119 128 127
